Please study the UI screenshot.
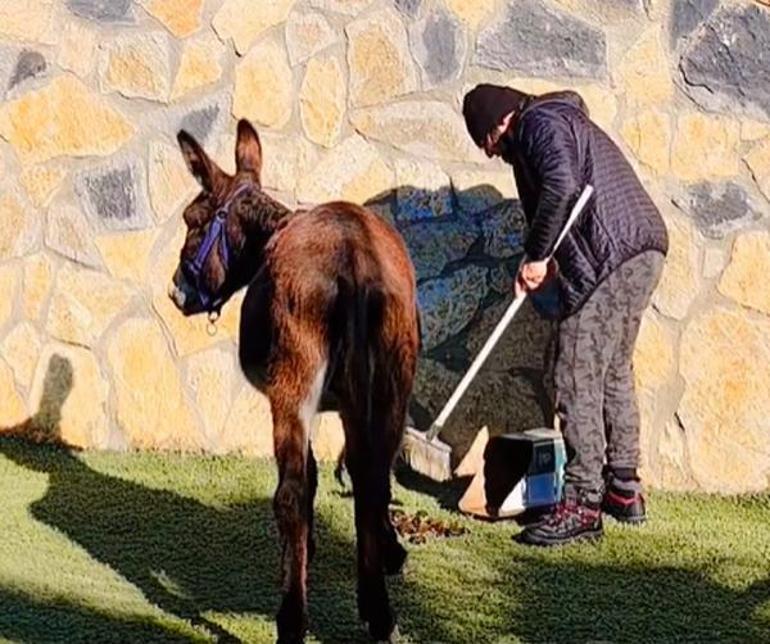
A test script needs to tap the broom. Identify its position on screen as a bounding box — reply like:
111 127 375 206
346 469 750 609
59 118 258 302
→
401 184 595 482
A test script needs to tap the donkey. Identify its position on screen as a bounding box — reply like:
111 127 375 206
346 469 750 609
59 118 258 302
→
167 119 420 643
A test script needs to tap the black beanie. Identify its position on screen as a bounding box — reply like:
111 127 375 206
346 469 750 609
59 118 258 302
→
462 84 530 147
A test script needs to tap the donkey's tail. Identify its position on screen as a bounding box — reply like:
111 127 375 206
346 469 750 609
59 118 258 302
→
334 278 385 437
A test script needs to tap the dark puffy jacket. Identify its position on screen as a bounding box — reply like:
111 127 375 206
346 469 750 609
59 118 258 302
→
502 91 668 318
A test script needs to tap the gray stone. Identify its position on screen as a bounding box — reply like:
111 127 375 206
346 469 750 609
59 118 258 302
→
410 7 465 89
179 104 220 145
675 182 763 240
66 0 134 22
8 51 46 91
76 161 152 231
394 0 421 18
669 0 718 48
680 5 770 118
400 216 480 280
417 264 488 351
475 0 607 79
476 200 526 258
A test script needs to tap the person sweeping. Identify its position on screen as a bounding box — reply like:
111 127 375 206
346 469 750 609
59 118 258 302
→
462 84 668 546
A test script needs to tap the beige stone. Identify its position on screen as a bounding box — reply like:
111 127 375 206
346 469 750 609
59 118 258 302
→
19 165 67 209
702 245 727 280
633 311 675 394
300 56 346 148
285 11 337 66
394 158 452 218
718 231 770 315
351 101 486 162
213 0 295 54
744 137 770 202
741 119 770 141
616 28 674 109
0 262 20 331
259 133 306 194
107 318 203 450
1 322 43 391
57 20 98 79
186 348 236 447
220 385 275 456
310 0 373 15
645 419 698 492
450 168 514 195
143 0 203 38
21 254 53 322
0 189 41 261
100 32 172 102
148 141 198 221
297 134 394 205
25 343 108 448
445 0 496 30
671 113 741 181
95 228 161 284
171 34 225 100
311 413 345 461
620 110 671 175
449 168 515 213
47 264 135 347
0 359 27 429
0 76 135 165
653 211 700 320
45 204 102 268
346 8 419 108
0 0 54 43
679 307 770 493
233 38 293 130
577 85 618 132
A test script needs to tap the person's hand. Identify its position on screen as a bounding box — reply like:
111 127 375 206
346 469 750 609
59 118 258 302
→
514 259 558 298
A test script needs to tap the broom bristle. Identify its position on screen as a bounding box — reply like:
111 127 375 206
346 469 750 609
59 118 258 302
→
401 428 453 482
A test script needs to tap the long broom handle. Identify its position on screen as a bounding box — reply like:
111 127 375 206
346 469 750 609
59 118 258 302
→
425 184 594 441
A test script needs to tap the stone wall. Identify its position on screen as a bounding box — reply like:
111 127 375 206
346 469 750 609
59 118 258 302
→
0 0 768 493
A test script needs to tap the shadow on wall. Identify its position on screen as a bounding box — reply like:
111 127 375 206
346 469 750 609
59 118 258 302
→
364 183 556 468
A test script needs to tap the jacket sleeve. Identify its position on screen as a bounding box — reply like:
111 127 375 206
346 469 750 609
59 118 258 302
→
519 114 580 261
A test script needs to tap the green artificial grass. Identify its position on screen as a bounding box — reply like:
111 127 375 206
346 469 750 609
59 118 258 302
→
0 437 768 643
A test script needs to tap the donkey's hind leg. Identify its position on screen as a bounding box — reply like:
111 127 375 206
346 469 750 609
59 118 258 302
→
342 407 398 641
270 358 326 644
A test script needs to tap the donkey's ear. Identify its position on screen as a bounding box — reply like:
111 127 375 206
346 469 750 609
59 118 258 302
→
177 130 223 193
235 119 262 176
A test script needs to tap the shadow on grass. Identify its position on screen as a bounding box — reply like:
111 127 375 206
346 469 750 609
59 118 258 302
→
504 553 770 643
0 586 195 643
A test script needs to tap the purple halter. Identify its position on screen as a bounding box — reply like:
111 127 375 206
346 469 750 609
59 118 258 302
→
183 184 251 312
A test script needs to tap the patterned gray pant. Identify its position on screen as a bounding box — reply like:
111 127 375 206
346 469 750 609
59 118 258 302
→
550 251 665 493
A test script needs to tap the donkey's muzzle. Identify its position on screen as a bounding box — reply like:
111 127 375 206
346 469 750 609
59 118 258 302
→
168 267 202 315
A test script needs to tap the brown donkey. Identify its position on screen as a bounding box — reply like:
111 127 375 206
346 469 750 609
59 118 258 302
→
167 120 420 643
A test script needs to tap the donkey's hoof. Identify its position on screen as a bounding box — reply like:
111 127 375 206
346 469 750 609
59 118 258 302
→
369 614 397 642
365 608 396 642
382 541 407 576
376 624 400 643
276 600 307 644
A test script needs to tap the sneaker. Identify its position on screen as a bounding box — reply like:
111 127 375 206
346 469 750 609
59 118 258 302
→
516 489 603 547
602 477 646 524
